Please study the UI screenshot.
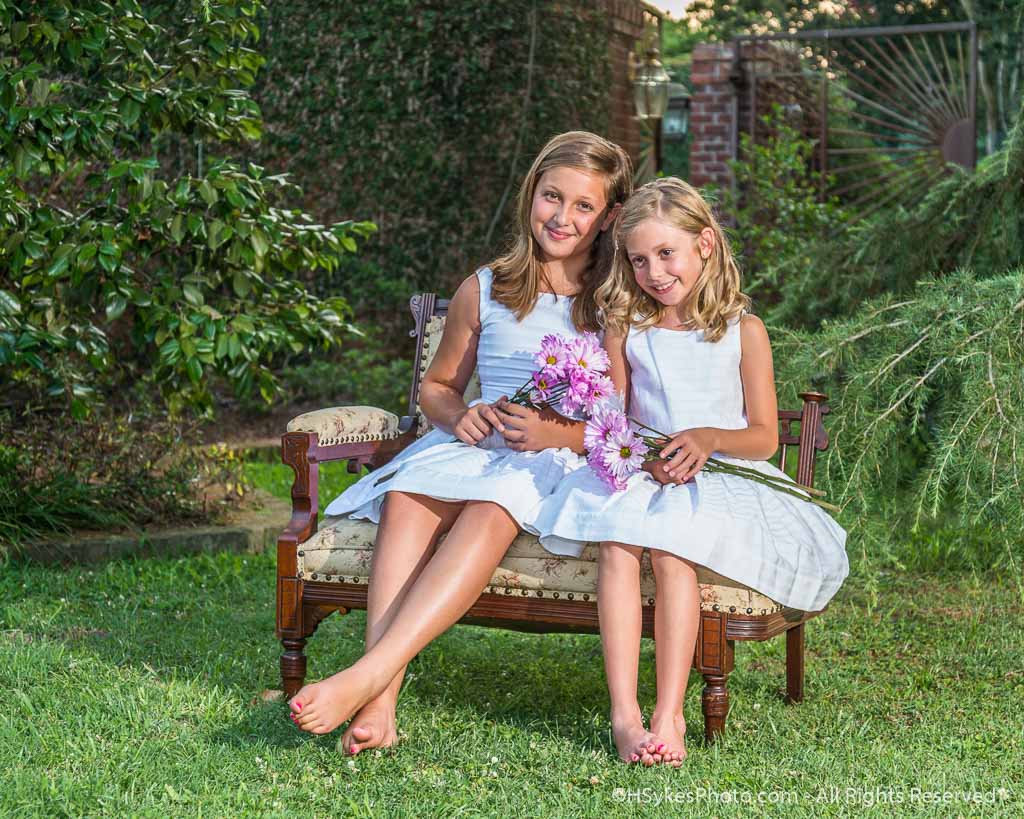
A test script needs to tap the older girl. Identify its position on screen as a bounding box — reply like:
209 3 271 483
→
288 132 633 750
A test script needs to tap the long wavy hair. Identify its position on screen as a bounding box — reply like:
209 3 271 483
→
487 131 633 332
596 177 750 342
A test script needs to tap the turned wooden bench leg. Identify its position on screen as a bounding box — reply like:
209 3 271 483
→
281 637 307 698
785 622 805 704
279 603 344 698
701 673 731 741
695 610 735 742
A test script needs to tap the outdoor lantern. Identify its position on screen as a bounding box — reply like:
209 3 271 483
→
632 48 671 120
662 82 691 141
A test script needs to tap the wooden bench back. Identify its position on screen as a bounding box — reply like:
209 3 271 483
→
404 293 829 485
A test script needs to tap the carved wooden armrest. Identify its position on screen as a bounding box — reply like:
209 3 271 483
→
278 410 418 555
286 405 403 445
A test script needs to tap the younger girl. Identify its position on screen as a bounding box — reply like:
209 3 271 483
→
529 178 849 766
288 132 633 750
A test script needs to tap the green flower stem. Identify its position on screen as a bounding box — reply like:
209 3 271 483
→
510 380 571 409
631 424 838 511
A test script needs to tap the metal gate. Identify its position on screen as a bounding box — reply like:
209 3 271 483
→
732 22 978 220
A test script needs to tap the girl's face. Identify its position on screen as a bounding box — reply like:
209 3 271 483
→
625 218 715 308
530 166 616 265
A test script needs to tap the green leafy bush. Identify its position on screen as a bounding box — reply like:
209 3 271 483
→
280 351 412 417
240 329 413 418
726 106 849 310
0 0 374 416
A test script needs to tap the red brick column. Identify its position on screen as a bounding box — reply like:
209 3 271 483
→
689 42 737 189
601 0 646 163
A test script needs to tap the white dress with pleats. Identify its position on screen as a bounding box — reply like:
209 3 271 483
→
324 267 588 526
527 320 849 612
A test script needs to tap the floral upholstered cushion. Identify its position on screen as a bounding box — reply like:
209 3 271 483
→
286 406 401 446
296 516 788 615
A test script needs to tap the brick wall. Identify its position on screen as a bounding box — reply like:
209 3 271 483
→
689 42 737 189
600 0 646 162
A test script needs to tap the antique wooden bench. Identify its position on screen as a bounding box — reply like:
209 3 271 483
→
276 292 833 744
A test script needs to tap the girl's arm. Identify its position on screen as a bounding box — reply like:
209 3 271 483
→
419 275 507 444
500 329 630 455
605 329 630 408
659 315 780 481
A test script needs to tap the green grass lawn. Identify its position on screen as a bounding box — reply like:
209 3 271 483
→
2 462 1022 815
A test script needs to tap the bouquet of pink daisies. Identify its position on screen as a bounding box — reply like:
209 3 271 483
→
507 333 616 417
584 401 838 511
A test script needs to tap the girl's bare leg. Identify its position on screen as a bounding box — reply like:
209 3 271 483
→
599 542 663 766
340 491 464 755
647 550 700 767
290 500 519 734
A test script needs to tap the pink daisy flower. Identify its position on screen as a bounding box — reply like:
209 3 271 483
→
529 370 555 404
581 373 616 413
598 426 648 488
584 400 630 453
533 334 570 379
567 333 611 375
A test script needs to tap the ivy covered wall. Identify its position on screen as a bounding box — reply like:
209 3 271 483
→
251 1 645 335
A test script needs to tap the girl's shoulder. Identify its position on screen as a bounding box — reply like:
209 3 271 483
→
738 312 771 354
448 272 484 333
738 312 766 332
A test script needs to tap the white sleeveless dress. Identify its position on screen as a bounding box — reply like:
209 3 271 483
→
324 267 589 526
527 321 849 612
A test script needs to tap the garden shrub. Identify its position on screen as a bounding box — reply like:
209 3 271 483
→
772 269 1024 558
239 328 413 417
0 1 380 544
0 1 374 417
726 106 849 310
765 97 1024 329
0 406 246 553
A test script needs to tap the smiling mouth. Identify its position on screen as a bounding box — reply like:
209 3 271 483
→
650 281 676 294
545 227 573 240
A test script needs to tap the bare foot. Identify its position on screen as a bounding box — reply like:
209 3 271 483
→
649 710 687 767
612 711 666 766
339 696 399 756
288 666 378 735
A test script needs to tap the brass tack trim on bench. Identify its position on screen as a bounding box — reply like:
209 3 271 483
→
317 431 402 446
292 573 784 615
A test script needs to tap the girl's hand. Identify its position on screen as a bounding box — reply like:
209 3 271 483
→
643 459 685 486
495 401 564 451
659 428 720 482
452 398 507 445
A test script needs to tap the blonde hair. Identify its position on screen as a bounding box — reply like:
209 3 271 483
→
596 177 749 342
488 131 633 332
